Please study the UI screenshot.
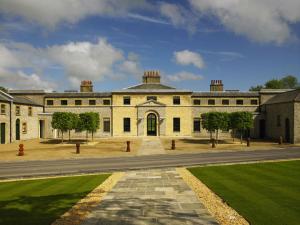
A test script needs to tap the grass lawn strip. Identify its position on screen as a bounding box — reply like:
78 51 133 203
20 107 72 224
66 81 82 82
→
177 167 248 225
187 160 300 225
52 172 124 225
0 174 111 225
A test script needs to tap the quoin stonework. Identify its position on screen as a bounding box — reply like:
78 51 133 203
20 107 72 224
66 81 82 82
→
1 71 300 144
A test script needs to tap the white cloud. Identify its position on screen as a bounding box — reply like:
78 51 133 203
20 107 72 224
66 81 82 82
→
127 13 170 25
159 3 197 33
174 50 205 69
0 38 143 90
0 0 148 28
47 38 124 87
189 0 300 44
165 71 204 82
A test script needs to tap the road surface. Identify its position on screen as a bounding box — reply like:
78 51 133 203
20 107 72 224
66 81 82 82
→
0 148 300 179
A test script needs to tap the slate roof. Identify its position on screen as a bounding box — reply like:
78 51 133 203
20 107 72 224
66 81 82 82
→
264 89 300 104
127 83 176 90
9 90 45 94
192 91 259 97
0 90 42 106
45 92 112 98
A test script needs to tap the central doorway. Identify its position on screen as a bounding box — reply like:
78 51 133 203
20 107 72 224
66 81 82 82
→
147 113 157 136
0 123 5 144
285 118 290 143
16 119 20 141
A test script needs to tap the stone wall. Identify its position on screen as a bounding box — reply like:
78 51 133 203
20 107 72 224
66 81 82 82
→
294 102 300 144
265 102 294 143
0 102 11 144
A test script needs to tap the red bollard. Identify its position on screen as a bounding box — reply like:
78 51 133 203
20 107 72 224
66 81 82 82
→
171 140 175 150
18 144 24 156
211 138 216 148
247 138 250 147
76 143 80 154
278 136 283 145
126 141 131 152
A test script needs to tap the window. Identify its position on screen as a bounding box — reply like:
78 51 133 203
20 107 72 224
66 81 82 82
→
61 100 68 105
222 99 229 105
103 99 111 105
236 99 244 105
193 99 201 105
16 106 20 116
123 118 131 132
251 99 258 105
193 118 201 132
47 100 53 105
173 118 180 132
75 100 82 106
147 96 157 101
208 99 215 105
89 100 96 105
103 118 110 132
173 96 180 105
277 115 281 127
1 104 6 114
123 96 131 105
28 107 32 116
22 122 27 134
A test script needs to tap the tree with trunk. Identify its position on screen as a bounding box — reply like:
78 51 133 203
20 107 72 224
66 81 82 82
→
230 112 254 143
202 112 229 144
77 112 99 142
66 113 79 141
51 112 70 143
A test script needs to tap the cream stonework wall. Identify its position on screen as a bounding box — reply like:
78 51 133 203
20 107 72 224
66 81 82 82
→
265 102 294 143
294 103 300 144
45 105 112 138
192 104 259 139
0 102 11 144
112 94 192 137
11 104 43 142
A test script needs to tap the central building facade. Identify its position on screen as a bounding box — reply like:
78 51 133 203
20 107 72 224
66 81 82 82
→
2 70 299 144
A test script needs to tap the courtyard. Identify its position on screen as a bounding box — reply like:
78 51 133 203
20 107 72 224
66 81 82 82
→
0 137 296 162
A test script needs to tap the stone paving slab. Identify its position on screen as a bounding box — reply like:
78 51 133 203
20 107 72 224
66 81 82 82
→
137 138 166 156
81 169 218 225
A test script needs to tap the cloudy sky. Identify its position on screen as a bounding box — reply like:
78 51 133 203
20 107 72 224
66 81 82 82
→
0 0 299 92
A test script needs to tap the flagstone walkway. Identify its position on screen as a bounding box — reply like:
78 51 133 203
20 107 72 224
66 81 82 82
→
137 137 166 156
81 168 218 225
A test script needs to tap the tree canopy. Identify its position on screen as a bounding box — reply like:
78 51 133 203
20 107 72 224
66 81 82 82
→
249 75 299 91
229 112 254 143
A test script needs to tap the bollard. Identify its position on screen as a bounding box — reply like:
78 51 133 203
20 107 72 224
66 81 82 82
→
126 141 131 152
18 144 24 156
76 143 80 154
278 136 283 145
211 138 216 148
171 140 175 150
247 137 250 147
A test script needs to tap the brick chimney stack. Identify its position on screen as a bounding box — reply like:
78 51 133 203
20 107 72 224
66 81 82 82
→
143 70 160 84
80 80 93 92
210 80 224 92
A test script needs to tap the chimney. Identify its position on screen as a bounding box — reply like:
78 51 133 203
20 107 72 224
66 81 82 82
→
80 80 93 92
210 80 224 92
143 70 160 84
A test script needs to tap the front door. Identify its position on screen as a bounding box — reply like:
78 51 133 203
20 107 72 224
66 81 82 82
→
16 119 20 140
285 118 290 143
259 119 266 139
39 120 45 138
0 123 5 144
147 113 157 136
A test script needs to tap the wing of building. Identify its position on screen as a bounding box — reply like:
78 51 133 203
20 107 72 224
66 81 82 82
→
1 71 299 144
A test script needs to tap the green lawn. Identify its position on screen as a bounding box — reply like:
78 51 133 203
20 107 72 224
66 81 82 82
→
188 160 300 225
0 174 110 225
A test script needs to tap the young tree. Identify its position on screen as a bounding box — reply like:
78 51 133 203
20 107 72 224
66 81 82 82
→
77 112 100 141
230 112 254 143
66 113 79 141
51 112 70 143
202 112 229 144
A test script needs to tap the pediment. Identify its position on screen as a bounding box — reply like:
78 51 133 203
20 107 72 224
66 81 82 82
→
137 99 166 107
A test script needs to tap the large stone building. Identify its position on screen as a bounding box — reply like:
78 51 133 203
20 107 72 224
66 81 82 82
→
1 71 299 144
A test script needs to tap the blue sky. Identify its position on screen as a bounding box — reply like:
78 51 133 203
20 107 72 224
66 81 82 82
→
0 0 299 92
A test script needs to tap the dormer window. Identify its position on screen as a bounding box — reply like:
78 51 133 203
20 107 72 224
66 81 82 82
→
147 96 157 101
